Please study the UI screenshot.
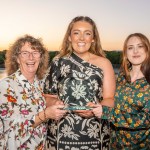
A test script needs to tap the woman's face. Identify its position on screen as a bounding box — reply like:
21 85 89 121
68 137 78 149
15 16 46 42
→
126 36 146 66
69 21 94 55
17 42 41 78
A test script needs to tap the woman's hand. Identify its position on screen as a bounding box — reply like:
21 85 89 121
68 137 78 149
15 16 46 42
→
92 103 103 118
46 104 67 121
74 109 93 118
74 102 95 118
34 103 66 127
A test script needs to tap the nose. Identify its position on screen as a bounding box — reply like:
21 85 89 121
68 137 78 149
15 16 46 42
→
79 33 84 40
133 47 138 53
29 52 34 59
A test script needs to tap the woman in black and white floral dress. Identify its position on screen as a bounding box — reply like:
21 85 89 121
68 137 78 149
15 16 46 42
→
44 16 115 150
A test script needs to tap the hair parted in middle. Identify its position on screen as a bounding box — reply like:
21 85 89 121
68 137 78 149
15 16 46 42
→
58 16 105 58
122 33 150 84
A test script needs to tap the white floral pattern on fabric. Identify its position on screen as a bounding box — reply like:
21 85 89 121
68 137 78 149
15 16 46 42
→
0 69 47 150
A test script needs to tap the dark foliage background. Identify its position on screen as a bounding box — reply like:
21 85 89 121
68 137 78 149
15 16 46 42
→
0 50 122 68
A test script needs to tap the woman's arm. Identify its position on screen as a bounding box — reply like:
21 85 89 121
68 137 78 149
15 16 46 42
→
33 104 66 128
44 94 63 107
100 58 116 107
0 80 66 146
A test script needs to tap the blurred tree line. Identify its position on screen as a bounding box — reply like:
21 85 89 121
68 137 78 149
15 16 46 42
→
104 51 122 64
49 51 122 65
0 50 122 68
0 50 6 67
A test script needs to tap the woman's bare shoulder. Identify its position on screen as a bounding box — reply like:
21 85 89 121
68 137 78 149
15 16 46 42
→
90 54 113 70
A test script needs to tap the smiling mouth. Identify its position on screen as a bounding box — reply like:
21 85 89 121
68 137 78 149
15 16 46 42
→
133 56 140 58
78 43 86 47
26 62 35 66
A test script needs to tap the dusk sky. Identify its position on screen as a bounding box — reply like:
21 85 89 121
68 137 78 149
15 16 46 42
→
0 0 150 51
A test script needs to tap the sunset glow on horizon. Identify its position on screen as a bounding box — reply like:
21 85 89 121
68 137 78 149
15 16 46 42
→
0 0 150 51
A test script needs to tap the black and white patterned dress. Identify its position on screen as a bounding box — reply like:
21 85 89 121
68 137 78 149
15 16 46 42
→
44 53 110 150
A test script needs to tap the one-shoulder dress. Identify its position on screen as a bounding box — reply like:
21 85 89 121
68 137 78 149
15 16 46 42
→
44 53 110 150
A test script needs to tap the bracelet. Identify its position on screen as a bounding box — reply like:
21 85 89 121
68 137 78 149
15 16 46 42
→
38 112 44 122
44 108 47 120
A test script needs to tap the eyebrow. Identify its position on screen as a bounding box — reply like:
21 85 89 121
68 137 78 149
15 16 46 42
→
72 29 92 32
127 43 143 46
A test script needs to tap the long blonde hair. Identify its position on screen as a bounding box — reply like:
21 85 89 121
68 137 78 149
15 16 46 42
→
58 16 105 58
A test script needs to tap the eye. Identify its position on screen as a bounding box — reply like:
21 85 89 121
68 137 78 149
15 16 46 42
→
127 46 133 50
85 32 91 36
22 52 27 54
73 31 79 35
138 45 144 48
22 51 28 55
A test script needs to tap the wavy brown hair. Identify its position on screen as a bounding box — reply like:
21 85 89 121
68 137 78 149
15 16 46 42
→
122 33 150 84
58 16 105 58
5 35 49 79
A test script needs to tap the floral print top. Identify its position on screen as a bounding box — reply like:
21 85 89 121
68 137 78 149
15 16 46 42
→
44 53 110 150
104 71 150 150
0 69 47 150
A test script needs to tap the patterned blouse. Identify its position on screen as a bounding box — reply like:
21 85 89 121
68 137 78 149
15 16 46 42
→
0 70 47 150
103 72 150 150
